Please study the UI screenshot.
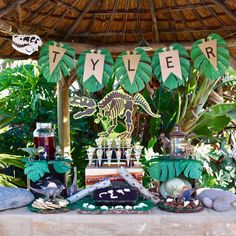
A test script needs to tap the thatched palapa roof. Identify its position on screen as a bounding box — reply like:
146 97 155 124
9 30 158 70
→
0 0 236 60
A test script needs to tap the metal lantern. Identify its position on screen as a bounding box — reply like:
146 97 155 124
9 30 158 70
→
169 126 187 158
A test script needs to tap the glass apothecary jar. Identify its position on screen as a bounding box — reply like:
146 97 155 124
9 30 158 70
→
33 122 55 160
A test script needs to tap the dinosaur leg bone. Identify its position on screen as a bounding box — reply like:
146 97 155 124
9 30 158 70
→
67 179 112 203
94 110 103 124
105 117 118 136
118 109 134 139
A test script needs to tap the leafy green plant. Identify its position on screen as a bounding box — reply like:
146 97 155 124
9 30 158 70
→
0 153 25 187
39 41 75 83
0 173 25 187
194 139 236 190
152 43 190 90
148 157 203 181
192 103 236 137
114 48 152 94
77 49 114 92
0 62 57 153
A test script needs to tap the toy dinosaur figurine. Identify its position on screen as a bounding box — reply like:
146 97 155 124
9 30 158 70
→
70 90 160 139
160 133 171 153
30 184 65 201
67 167 80 197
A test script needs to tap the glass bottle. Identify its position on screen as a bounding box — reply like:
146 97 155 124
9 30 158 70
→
33 122 55 160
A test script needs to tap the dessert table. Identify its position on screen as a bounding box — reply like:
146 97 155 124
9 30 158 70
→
0 206 235 236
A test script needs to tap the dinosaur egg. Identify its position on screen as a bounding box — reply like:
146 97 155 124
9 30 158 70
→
160 178 192 198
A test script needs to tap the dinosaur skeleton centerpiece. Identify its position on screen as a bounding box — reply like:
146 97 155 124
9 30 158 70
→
12 35 42 55
70 90 160 139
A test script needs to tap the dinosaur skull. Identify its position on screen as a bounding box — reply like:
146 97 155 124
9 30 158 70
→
12 35 42 55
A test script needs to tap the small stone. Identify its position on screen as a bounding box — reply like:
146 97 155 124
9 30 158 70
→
88 204 95 209
0 187 35 211
115 205 124 210
100 205 109 210
125 205 132 210
166 198 173 203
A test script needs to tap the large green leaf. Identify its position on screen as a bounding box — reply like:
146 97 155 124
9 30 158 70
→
148 157 203 181
0 174 26 187
114 48 152 94
38 41 75 83
20 147 38 157
48 160 71 173
152 44 190 90
180 159 203 179
0 154 24 169
77 48 114 92
191 33 229 80
24 160 49 182
193 103 236 136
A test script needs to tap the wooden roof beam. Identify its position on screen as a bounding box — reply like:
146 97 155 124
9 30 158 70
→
66 38 236 54
71 25 236 37
211 0 236 23
1 38 236 59
0 19 29 35
0 0 28 18
63 0 96 40
148 0 160 42
44 3 216 15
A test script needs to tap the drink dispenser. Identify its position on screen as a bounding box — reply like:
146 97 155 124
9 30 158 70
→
33 122 55 160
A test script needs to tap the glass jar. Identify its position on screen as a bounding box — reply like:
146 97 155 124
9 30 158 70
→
33 122 55 160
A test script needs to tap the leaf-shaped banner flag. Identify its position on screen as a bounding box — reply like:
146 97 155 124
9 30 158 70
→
38 41 75 83
152 43 190 90
191 33 230 80
77 48 114 92
114 48 152 94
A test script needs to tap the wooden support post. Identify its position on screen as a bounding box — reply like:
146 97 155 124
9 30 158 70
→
57 77 70 156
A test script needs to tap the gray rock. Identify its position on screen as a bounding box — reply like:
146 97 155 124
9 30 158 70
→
0 187 35 211
198 189 236 212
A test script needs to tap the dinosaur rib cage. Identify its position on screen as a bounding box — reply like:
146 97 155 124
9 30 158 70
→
104 98 127 119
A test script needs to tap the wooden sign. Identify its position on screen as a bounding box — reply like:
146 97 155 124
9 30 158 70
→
122 52 141 84
159 49 182 82
49 45 66 75
198 39 217 69
83 51 105 84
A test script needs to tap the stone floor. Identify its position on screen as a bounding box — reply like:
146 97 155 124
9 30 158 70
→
0 206 235 236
